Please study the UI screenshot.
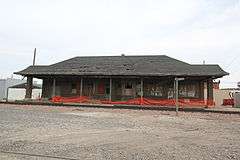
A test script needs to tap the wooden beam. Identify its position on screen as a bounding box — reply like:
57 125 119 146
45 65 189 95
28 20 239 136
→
52 78 56 97
80 77 83 96
207 78 213 107
6 87 9 102
25 76 33 99
140 78 143 105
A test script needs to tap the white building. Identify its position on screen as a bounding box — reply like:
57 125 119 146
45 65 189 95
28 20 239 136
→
7 83 42 101
0 78 26 101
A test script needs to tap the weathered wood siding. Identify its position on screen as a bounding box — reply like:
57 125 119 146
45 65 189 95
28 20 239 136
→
41 77 207 101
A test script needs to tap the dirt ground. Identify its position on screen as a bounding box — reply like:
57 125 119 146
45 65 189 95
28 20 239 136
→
0 104 239 160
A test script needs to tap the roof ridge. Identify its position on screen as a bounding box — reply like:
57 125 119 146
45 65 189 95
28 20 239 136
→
192 64 220 66
75 55 167 58
163 55 190 65
29 65 48 67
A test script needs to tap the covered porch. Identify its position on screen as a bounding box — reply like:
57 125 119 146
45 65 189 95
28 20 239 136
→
24 75 214 106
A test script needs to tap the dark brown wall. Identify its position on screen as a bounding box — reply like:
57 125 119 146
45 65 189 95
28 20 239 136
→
41 77 207 101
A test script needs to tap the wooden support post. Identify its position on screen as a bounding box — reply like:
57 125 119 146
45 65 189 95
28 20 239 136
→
204 81 208 106
199 81 204 101
25 76 33 99
109 78 112 101
207 78 213 107
174 77 184 116
140 77 143 105
52 78 56 97
175 78 179 116
80 77 83 96
173 78 176 99
6 87 9 102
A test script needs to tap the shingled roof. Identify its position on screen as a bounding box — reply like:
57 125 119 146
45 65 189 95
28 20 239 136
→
9 83 42 89
15 55 228 78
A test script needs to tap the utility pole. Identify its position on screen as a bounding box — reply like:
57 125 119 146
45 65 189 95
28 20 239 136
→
33 48 36 66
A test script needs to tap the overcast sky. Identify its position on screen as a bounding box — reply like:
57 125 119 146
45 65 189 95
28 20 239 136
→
0 0 239 88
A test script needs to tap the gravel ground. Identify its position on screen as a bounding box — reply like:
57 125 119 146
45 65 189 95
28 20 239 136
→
0 104 239 160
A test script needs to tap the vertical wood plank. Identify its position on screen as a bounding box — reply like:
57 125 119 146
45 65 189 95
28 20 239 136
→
52 78 56 97
80 77 83 96
140 77 143 105
109 78 112 101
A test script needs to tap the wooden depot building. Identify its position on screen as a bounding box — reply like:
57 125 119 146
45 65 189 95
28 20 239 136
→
15 55 228 106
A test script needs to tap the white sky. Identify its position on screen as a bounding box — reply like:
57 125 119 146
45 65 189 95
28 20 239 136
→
0 0 239 88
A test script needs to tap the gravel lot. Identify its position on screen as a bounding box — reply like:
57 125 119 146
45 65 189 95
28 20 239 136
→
0 104 239 160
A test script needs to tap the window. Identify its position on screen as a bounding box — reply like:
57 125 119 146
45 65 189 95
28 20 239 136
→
97 82 105 94
106 87 110 94
179 85 187 97
150 85 163 97
71 83 77 94
187 84 196 97
145 82 163 97
125 82 133 89
179 83 197 98
168 88 174 99
123 81 134 96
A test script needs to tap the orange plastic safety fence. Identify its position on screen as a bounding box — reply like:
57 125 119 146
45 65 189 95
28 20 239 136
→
52 96 89 103
51 96 215 107
223 99 234 106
